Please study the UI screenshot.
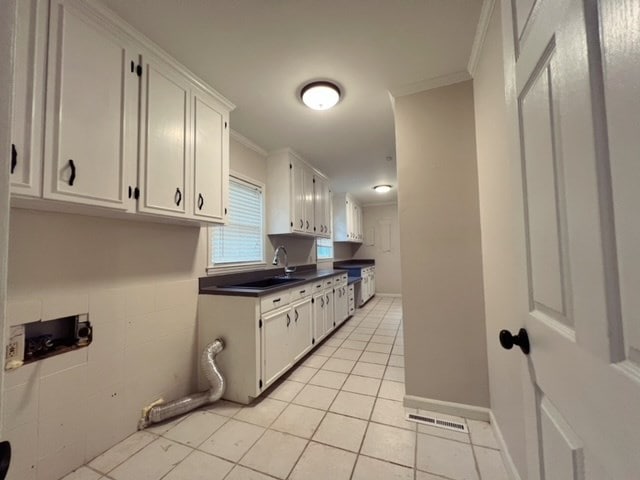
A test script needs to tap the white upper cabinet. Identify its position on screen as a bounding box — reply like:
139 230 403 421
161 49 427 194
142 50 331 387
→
314 174 331 238
43 0 138 210
266 149 330 237
333 193 363 243
11 0 233 225
138 53 189 217
10 0 47 198
191 87 229 222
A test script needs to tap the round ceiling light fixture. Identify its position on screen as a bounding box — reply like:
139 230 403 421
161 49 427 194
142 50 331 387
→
301 81 341 110
373 184 392 194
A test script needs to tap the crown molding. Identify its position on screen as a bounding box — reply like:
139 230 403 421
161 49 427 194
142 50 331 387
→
229 129 268 157
467 0 497 78
389 70 471 98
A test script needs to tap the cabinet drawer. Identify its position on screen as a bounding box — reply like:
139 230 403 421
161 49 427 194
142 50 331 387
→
261 290 291 313
313 281 324 291
323 277 334 289
291 283 312 300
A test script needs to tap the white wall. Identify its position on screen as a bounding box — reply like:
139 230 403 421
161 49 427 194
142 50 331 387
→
3 135 270 480
353 203 401 294
473 3 528 477
394 80 490 409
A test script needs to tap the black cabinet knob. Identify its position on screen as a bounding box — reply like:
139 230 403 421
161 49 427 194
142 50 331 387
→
499 328 530 355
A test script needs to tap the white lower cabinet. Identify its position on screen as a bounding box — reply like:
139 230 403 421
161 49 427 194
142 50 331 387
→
334 281 349 326
290 297 313 362
262 307 294 387
198 273 346 404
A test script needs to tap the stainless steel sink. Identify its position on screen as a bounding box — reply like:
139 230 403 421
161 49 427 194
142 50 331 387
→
224 277 304 289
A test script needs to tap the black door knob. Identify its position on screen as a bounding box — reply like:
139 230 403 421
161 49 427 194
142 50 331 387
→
499 328 530 355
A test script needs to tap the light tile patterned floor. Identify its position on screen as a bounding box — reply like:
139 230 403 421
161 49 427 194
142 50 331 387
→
64 296 509 480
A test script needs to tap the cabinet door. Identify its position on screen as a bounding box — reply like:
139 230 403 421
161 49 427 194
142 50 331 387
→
312 293 325 341
325 289 335 332
11 0 47 197
314 176 331 238
290 298 312 362
139 54 190 216
43 0 138 209
303 168 315 234
262 308 292 387
291 161 305 233
192 88 228 222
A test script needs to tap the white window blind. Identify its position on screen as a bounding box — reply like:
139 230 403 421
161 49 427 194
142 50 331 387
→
317 237 333 260
212 177 264 265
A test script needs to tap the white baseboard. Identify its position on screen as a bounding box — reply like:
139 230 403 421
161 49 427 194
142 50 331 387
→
375 293 402 298
403 394 490 422
489 411 523 480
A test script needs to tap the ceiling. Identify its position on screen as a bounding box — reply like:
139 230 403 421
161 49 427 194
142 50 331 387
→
102 0 483 204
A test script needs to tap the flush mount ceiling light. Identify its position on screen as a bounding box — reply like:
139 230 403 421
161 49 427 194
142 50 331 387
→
373 185 392 194
301 81 341 110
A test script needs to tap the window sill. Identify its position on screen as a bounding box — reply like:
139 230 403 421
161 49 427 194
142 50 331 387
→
207 262 268 276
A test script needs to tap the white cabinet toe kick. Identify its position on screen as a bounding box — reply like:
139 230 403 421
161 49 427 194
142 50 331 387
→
197 272 350 404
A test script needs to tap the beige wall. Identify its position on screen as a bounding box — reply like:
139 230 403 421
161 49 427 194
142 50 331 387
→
473 4 528 477
394 80 489 408
3 135 281 480
353 203 401 294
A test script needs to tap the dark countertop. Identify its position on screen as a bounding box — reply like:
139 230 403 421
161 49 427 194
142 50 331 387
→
199 266 348 297
347 277 362 285
333 259 375 269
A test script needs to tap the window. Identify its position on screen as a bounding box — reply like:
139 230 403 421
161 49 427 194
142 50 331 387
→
316 237 333 260
210 175 264 268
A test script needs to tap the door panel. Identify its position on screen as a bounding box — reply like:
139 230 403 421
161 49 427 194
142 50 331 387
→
291 161 305 232
520 57 571 325
140 57 188 215
193 91 226 221
291 299 312 362
313 293 325 341
539 396 584 480
44 0 136 208
600 0 640 372
262 309 291 387
504 0 640 478
303 169 315 234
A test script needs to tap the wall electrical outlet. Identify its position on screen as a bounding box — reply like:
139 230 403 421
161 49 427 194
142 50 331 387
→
5 325 25 368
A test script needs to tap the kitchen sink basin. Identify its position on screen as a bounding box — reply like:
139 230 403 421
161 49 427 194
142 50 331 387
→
224 277 304 289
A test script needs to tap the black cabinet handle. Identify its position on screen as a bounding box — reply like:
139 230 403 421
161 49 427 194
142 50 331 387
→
306 220 309 229
68 159 76 186
299 289 306 294
198 193 204 210
286 313 291 327
320 297 324 307
175 187 182 206
11 144 17 174
300 219 303 228
273 298 281 304
499 328 530 355
128 186 132 198
294 310 299 322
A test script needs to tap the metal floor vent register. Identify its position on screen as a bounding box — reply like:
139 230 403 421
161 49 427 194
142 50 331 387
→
405 412 468 433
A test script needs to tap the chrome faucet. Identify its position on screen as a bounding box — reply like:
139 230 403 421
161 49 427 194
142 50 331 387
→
272 245 296 277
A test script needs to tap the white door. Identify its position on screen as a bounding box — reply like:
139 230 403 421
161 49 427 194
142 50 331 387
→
192 87 228 222
504 0 640 477
139 53 189 217
43 0 138 209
